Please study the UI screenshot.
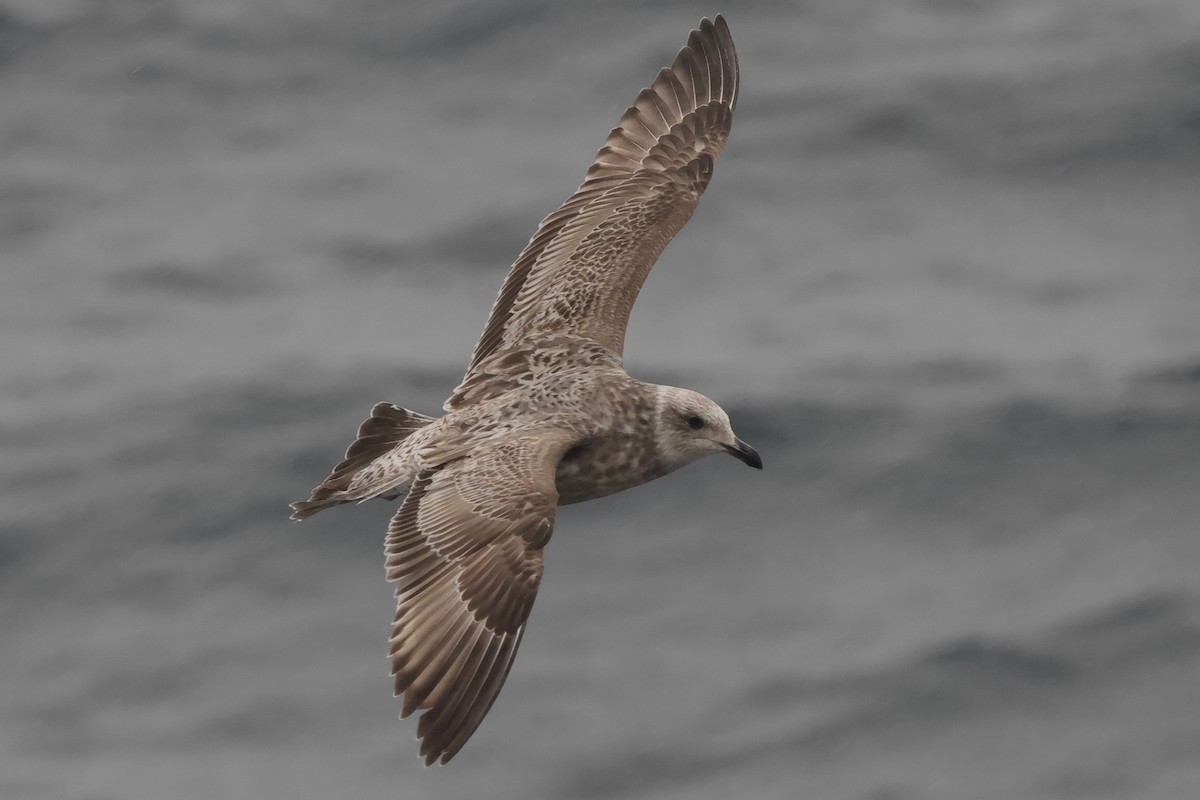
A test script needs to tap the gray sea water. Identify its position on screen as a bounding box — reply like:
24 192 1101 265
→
3 1 1200 798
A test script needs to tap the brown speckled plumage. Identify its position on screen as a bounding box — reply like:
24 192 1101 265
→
291 16 760 766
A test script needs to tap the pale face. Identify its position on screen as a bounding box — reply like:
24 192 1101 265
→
656 387 762 470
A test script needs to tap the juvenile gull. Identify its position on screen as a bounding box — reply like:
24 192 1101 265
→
291 15 758 765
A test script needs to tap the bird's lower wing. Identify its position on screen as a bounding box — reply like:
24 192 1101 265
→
384 428 576 764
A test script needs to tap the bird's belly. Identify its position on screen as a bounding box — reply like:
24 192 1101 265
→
554 434 667 505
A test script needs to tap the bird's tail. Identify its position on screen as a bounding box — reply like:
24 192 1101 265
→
290 403 437 520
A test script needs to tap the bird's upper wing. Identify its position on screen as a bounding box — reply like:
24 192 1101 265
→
460 16 738 382
384 428 576 765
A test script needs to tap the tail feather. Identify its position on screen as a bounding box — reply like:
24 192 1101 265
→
291 403 436 520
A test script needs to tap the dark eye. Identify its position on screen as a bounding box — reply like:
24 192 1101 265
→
684 414 705 430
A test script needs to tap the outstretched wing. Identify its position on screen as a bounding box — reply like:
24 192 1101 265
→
384 429 575 765
462 15 738 378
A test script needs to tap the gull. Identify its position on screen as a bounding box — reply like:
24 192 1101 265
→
291 15 758 765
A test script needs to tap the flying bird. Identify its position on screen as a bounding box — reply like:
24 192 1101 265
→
292 15 756 765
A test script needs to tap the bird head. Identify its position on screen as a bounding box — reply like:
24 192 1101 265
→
654 386 762 471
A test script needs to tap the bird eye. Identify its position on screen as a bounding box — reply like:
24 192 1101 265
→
684 414 705 430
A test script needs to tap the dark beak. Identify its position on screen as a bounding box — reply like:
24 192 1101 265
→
724 438 763 470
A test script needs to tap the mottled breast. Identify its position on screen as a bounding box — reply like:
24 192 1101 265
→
549 388 667 503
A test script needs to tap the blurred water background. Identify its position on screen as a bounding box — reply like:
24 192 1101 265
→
2 1 1200 798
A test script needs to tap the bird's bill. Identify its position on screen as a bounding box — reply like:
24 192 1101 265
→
724 438 763 470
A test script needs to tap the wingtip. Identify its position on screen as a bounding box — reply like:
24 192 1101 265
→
418 738 439 767
415 735 456 767
686 15 738 111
